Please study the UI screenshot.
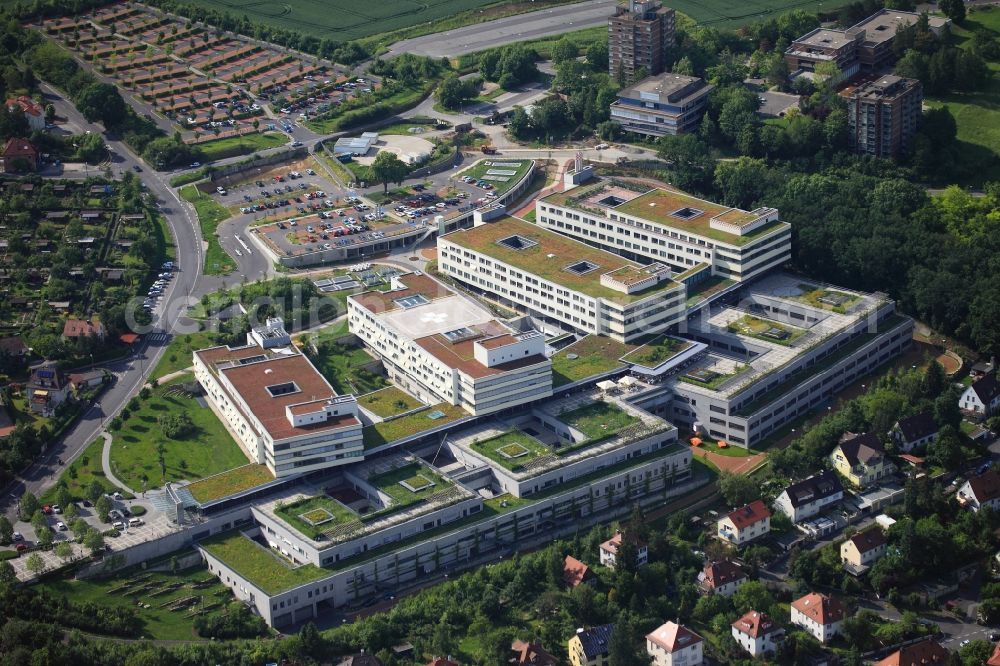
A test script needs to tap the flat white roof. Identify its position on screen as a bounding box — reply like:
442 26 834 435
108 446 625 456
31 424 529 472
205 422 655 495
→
379 293 494 339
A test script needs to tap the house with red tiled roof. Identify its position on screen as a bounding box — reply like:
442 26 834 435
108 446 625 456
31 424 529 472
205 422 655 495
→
790 592 848 643
731 610 784 656
0 138 39 173
717 499 771 544
62 318 105 341
510 639 558 666
874 639 949 666
599 531 648 570
646 621 703 666
957 470 1000 512
6 95 45 131
699 560 747 597
987 643 1000 666
564 555 596 588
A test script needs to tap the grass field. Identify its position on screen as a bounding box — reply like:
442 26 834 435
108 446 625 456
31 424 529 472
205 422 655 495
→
358 386 423 418
362 403 469 449
39 438 130 504
186 464 274 503
471 430 550 471
37 562 236 640
150 330 218 380
200 532 328 595
550 335 635 387
110 376 251 491
560 401 639 441
197 132 287 162
304 339 385 395
178 185 236 275
275 495 357 539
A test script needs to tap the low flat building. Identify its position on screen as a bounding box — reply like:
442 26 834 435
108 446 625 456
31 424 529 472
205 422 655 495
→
774 471 843 523
348 272 552 415
841 528 887 575
851 10 950 71
599 531 648 569
717 500 771 545
699 560 746 597
841 75 922 158
194 318 364 478
610 73 713 136
957 470 1000 512
829 432 893 489
790 592 847 643
731 610 783 657
569 624 613 666
333 132 378 157
646 621 703 666
439 211 686 343
890 412 939 452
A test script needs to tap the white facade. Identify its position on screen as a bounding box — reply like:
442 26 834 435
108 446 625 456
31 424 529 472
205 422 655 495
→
646 623 703 666
599 533 649 569
716 503 770 545
731 613 783 657
960 378 1000 416
790 606 843 643
773 473 844 523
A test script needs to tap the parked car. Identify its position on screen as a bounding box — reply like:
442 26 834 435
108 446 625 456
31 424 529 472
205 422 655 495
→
56 521 67 531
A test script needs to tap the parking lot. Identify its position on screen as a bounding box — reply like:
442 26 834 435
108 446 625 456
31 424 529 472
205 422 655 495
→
272 76 379 126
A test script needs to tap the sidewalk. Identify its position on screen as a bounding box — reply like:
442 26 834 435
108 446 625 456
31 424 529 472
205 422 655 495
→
101 431 138 496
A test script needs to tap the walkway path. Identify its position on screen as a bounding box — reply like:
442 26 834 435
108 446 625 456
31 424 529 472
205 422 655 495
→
510 157 570 218
153 368 194 385
101 432 138 496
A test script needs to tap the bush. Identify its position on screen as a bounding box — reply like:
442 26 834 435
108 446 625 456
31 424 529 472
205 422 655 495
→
193 602 268 639
130 505 146 517
158 412 195 439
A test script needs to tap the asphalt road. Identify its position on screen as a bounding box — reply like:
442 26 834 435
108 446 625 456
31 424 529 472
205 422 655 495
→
384 0 618 59
1 83 206 521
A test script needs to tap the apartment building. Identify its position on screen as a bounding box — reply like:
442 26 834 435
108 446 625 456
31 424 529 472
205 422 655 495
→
347 272 552 415
439 212 686 343
785 10 950 78
829 432 893 489
537 175 792 283
608 0 675 79
842 75 922 158
610 73 713 136
790 592 848 643
717 500 771 545
775 471 843 523
193 320 364 478
646 621 703 666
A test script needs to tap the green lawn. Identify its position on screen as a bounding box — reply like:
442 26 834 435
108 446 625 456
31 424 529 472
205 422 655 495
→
200 532 328 595
362 403 469 449
367 462 451 507
39 437 129 504
727 314 806 346
559 401 639 441
169 166 209 187
622 336 691 368
471 430 551 471
150 330 218 380
37 561 237 641
274 495 358 539
178 185 236 275
550 335 635 387
454 158 533 195
197 132 287 162
357 386 423 418
109 376 251 491
186 464 274 503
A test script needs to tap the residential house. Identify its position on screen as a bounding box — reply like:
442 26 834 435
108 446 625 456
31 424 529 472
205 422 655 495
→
5 96 45 131
890 413 939 453
0 138 39 173
25 363 70 415
600 531 648 570
569 624 613 666
829 432 893 488
987 643 1000 666
874 639 949 666
957 470 1000 512
960 374 1000 417
699 560 747 597
840 528 887 575
0 335 27 360
510 639 558 666
717 500 771 545
646 621 703 666
774 471 844 523
337 654 383 666
731 610 784 657
62 318 105 341
790 592 848 643
564 555 597 588
68 369 105 391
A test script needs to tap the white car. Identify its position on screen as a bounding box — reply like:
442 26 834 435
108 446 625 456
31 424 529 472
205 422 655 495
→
56 521 66 531
595 143 609 150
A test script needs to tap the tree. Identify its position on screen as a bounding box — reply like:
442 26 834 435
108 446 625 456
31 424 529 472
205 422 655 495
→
87 480 104 503
370 151 410 194
96 495 112 522
939 0 966 23
718 470 760 507
84 528 104 554
436 74 471 111
55 541 73 562
71 518 89 541
159 412 194 439
608 611 645 666
76 83 127 127
0 515 11 545
25 553 44 576
18 491 39 520
56 486 73 511
551 37 578 63
0 560 15 594
714 157 772 209
732 580 775 616
586 41 609 71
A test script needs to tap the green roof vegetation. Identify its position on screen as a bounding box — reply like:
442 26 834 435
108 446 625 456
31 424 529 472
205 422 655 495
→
358 386 423 418
622 336 691 368
455 158 533 195
442 216 679 303
200 532 329 595
362 403 469 449
559 401 639 441
367 462 452 508
274 495 358 539
686 275 736 307
471 430 551 471
551 336 636 387
726 314 807 347
187 464 275 503
791 283 861 314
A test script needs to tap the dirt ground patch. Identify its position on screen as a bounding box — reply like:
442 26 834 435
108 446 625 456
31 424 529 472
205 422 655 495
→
936 350 962 376
692 447 766 475
421 247 438 260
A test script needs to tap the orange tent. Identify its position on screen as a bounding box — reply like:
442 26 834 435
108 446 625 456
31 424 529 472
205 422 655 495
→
690 437 702 447
718 441 729 448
